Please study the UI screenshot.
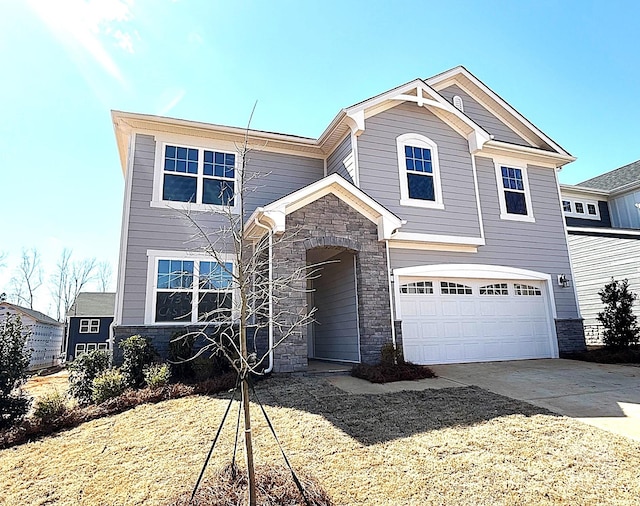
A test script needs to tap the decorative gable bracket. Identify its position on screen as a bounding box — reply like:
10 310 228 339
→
343 81 491 154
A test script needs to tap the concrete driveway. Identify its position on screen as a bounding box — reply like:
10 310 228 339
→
430 359 640 442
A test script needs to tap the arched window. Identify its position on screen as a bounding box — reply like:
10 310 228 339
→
396 133 444 209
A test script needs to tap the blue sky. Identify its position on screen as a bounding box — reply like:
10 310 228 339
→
1 0 639 316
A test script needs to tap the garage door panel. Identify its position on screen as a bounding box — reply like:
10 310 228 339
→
400 277 553 365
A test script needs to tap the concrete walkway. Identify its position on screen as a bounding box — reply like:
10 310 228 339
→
329 359 640 442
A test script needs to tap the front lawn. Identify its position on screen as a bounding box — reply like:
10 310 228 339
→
1 376 639 505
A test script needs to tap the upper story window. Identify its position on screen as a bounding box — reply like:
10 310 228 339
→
79 319 100 333
494 160 535 223
396 133 444 210
146 251 235 325
153 139 238 212
562 198 600 220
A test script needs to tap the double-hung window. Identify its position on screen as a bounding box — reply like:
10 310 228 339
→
155 141 237 210
396 133 444 209
494 160 534 222
148 252 234 324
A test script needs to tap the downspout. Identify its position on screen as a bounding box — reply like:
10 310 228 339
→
385 239 397 348
253 218 274 373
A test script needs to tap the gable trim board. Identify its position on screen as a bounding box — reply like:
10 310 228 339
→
245 173 403 242
427 66 572 157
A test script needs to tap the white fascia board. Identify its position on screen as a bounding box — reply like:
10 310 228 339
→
560 184 610 198
479 141 576 168
427 67 571 157
610 180 640 197
110 110 325 160
390 231 485 246
567 226 640 236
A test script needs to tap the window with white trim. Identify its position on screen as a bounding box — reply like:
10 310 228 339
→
440 282 472 295
400 281 433 294
494 161 534 222
159 143 236 207
75 343 86 357
562 198 601 220
396 133 444 209
79 319 100 333
514 283 541 296
152 257 234 324
479 283 508 295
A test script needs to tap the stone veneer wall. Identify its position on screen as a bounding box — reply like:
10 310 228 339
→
112 324 268 365
555 318 587 354
271 193 394 372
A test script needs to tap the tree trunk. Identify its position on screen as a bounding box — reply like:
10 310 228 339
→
240 298 257 504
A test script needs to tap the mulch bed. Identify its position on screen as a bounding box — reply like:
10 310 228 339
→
351 362 436 383
170 463 333 506
562 345 640 364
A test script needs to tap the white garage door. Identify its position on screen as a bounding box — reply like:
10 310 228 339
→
399 278 554 365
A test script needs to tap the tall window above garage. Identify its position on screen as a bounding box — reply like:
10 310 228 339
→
157 143 237 209
494 161 535 222
396 133 444 209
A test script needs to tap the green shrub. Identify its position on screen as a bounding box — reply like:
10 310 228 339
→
68 350 110 405
92 368 126 404
143 363 171 388
598 278 640 348
119 335 158 388
380 343 404 366
0 313 32 429
33 389 68 422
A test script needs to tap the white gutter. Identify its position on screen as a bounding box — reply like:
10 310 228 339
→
385 240 397 348
253 218 274 373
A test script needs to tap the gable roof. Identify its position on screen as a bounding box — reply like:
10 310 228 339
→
67 292 116 318
0 302 61 326
426 66 572 157
113 66 575 174
577 159 640 192
245 173 403 241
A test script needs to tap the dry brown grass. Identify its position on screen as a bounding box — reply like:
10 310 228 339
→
22 370 70 400
1 376 639 505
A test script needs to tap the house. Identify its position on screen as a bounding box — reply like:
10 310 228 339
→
560 160 640 344
111 65 586 373
65 292 115 361
0 301 64 370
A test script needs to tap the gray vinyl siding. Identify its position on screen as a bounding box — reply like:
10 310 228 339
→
358 102 481 237
439 84 532 147
609 189 640 229
120 134 324 325
390 156 579 319
567 234 640 326
243 150 324 210
312 251 359 362
326 134 354 183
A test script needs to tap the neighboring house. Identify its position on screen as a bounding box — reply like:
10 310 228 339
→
560 160 640 344
111 65 585 372
65 292 115 361
0 301 63 370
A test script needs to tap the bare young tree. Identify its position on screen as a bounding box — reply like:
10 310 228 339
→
171 107 316 504
50 249 98 320
96 261 113 292
9 248 42 309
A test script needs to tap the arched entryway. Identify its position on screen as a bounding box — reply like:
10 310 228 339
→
306 246 360 363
